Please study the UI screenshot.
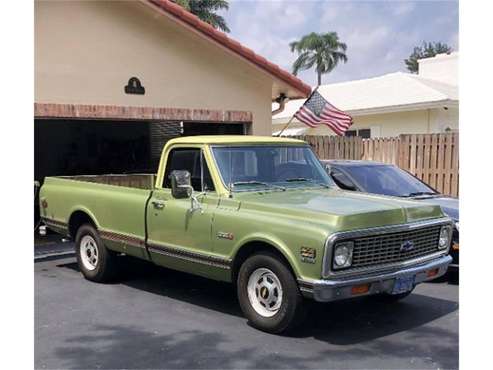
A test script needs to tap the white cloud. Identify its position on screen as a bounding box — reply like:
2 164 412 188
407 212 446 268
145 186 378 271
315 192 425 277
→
223 0 459 86
392 2 416 16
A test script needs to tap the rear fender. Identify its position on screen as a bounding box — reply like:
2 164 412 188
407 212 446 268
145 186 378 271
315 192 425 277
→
68 206 100 234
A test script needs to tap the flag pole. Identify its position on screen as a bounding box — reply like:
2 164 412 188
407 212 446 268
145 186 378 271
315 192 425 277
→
276 115 296 137
276 86 319 137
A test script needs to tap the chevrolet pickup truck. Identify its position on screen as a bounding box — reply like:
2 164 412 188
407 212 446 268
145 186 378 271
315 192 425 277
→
40 136 453 333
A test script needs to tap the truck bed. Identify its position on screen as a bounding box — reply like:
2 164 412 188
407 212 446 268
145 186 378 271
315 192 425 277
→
40 174 155 256
57 174 156 190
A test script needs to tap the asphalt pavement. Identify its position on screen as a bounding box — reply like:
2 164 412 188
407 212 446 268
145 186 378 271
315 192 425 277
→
35 256 458 369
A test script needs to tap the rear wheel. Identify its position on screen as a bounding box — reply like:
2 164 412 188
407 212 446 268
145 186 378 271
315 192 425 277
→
237 252 305 334
75 224 118 282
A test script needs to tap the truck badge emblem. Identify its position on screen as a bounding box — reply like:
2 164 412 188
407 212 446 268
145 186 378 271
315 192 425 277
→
217 232 234 240
400 240 414 252
300 247 316 264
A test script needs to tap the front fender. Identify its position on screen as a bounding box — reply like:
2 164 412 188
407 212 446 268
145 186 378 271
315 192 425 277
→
231 232 304 279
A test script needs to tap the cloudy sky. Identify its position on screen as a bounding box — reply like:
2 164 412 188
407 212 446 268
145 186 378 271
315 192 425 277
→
220 0 458 86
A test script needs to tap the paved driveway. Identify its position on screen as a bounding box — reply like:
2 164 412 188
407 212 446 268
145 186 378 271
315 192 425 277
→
35 257 458 369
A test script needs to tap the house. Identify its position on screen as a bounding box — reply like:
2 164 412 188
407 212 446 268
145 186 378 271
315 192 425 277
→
35 0 310 182
272 52 458 138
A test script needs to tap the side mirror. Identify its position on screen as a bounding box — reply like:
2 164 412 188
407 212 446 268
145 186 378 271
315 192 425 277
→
170 170 193 199
331 170 357 191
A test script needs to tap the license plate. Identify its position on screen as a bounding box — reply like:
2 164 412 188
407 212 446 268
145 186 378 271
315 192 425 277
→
391 275 415 295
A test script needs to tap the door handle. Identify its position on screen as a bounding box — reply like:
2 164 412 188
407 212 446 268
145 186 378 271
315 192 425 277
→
152 200 165 210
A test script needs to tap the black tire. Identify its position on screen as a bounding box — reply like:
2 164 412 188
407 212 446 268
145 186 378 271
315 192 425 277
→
75 224 118 283
377 288 414 303
237 252 305 334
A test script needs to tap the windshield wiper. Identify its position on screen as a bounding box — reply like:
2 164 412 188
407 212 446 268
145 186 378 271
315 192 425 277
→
285 177 309 182
285 178 331 189
401 191 438 198
231 181 286 191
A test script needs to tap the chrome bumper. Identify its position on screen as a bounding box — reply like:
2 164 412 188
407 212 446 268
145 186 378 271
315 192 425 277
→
298 255 452 302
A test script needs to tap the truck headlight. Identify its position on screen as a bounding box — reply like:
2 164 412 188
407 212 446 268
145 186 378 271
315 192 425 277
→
438 225 452 250
333 241 354 269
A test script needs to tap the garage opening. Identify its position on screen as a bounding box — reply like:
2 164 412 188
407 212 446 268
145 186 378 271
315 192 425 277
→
34 119 245 183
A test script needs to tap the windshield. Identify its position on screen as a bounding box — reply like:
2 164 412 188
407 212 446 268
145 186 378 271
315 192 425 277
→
342 165 436 197
211 145 335 191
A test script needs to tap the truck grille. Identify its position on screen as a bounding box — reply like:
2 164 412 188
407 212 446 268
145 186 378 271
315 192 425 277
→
350 225 442 269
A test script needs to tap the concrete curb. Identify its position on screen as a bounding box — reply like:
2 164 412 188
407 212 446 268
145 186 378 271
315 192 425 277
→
34 251 76 262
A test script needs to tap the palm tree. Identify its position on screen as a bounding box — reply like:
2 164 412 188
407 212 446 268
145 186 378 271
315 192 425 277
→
175 0 230 33
404 41 452 73
290 32 348 86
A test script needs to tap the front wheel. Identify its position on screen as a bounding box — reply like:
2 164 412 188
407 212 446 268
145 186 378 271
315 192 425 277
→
237 252 305 334
75 224 118 283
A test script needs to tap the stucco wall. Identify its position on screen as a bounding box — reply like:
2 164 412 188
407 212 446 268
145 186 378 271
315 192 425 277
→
273 106 459 137
35 0 273 135
418 52 458 86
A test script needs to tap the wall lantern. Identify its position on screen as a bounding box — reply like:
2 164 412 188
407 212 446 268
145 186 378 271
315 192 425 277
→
124 77 145 95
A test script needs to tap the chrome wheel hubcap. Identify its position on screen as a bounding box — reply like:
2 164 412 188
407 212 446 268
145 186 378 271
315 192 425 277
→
247 268 283 317
80 235 99 271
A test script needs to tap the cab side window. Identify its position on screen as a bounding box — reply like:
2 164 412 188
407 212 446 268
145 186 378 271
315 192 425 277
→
163 148 215 192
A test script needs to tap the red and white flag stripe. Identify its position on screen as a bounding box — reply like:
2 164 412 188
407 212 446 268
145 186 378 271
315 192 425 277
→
295 107 351 136
293 92 353 136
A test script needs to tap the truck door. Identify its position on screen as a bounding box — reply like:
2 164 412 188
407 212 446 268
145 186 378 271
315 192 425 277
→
146 147 221 274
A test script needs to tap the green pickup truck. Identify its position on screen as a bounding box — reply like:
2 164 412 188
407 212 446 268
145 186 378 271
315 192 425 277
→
40 136 453 333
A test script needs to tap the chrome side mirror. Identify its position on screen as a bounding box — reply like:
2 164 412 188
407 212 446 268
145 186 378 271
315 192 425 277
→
170 170 192 199
170 170 203 214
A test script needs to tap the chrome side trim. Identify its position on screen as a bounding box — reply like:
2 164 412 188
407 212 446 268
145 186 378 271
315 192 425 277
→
99 230 145 249
147 242 232 270
322 217 453 278
41 217 68 232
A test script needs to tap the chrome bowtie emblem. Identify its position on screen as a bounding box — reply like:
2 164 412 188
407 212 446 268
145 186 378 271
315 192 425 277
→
400 240 415 252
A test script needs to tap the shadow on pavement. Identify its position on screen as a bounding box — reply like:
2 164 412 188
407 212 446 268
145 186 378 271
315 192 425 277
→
296 293 458 345
59 258 241 318
57 256 458 364
53 324 366 370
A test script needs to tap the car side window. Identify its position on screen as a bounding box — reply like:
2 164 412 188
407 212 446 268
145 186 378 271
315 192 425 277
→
163 148 215 192
330 168 357 191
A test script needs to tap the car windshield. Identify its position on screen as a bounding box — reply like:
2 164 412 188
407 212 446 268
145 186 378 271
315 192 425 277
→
211 145 335 191
342 164 437 197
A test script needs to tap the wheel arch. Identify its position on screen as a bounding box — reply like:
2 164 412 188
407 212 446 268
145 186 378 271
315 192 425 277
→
68 208 99 238
231 238 301 283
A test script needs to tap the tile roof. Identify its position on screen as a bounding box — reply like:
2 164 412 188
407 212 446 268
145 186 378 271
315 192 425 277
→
148 0 311 97
273 72 458 120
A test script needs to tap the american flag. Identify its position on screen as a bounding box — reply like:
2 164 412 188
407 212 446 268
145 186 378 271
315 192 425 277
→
294 91 353 136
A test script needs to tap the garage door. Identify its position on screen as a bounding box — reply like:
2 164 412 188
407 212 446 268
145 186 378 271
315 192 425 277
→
35 119 245 183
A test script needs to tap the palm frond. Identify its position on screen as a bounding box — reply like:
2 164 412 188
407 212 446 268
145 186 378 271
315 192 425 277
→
289 31 348 83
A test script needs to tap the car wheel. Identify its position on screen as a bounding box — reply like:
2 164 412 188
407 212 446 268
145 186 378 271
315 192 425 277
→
237 252 305 334
75 224 118 283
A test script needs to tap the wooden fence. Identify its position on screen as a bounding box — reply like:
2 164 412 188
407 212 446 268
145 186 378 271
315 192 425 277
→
290 133 459 197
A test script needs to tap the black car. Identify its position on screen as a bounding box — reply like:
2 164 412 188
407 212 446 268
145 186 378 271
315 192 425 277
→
322 160 459 271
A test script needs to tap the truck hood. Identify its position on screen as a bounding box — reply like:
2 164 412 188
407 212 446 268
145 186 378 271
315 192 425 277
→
235 188 445 231
412 196 459 221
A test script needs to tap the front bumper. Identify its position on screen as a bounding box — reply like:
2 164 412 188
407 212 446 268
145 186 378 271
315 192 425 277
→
298 255 452 302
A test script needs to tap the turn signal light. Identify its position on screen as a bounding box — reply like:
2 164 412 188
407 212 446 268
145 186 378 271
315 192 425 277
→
427 268 439 278
351 284 370 295
452 243 459 251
